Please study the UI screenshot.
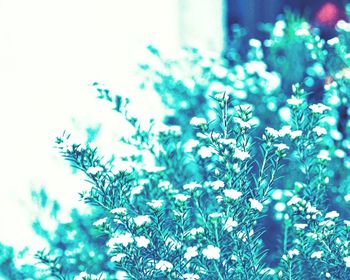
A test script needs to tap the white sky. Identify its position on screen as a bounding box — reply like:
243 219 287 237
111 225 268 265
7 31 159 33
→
0 0 224 251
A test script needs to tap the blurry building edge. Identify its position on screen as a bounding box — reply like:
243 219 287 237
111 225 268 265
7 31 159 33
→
227 0 347 41
159 0 347 55
177 0 226 55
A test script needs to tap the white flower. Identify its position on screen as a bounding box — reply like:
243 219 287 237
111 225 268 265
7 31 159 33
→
337 20 350 31
133 215 151 227
289 130 302 139
317 150 331 161
224 217 238 232
209 212 224 220
183 182 202 191
344 256 350 268
174 194 191 202
173 210 182 217
184 246 198 260
190 227 204 236
272 189 283 200
233 89 247 99
288 249 300 259
249 38 261 48
277 106 292 123
313 126 327 136
234 117 251 129
234 104 252 112
183 273 200 280
184 139 200 153
264 71 281 92
335 149 346 158
218 138 236 146
327 37 339 45
344 194 350 202
233 148 250 160
107 232 133 247
212 65 228 78
260 267 275 276
274 143 289 151
237 230 254 242
294 223 308 230
265 127 280 138
214 92 229 101
147 199 164 209
159 180 172 190
306 203 320 214
131 185 144 195
325 211 339 219
111 253 126 262
231 255 238 261
319 220 335 227
245 61 266 75
287 96 303 106
249 198 263 212
110 208 127 215
86 166 103 175
74 272 106 280
144 165 166 173
93 217 107 227
210 132 221 140
210 180 225 190
278 125 292 137
306 232 318 240
311 251 324 259
153 123 182 135
155 260 173 272
209 82 226 93
344 220 350 227
169 125 182 135
223 189 243 200
165 237 182 251
198 146 214 158
196 132 209 139
202 245 221 260
309 103 331 114
135 236 150 248
74 272 88 280
190 117 207 126
287 196 302 206
295 28 310 36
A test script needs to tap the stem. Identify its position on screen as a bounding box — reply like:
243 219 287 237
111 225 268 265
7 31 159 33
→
214 221 220 247
283 221 289 253
214 261 225 280
194 198 208 224
263 157 280 197
222 98 228 138
320 239 339 263
257 145 273 195
288 260 293 280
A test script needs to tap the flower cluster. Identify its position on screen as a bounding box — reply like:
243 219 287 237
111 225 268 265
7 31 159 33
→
12 9 350 280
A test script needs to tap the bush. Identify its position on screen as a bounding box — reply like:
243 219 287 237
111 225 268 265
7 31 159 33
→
5 10 350 280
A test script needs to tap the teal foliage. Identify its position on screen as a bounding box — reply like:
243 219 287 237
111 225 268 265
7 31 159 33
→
2 8 350 280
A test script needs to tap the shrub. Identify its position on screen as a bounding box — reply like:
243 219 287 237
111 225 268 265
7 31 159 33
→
5 9 350 280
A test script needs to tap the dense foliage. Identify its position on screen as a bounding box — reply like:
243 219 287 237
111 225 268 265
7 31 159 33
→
2 10 350 280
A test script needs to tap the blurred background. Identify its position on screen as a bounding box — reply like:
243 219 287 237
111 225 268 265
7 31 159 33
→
227 0 346 40
0 0 347 255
